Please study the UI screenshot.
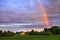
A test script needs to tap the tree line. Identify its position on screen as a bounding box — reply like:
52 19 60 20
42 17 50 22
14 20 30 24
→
25 26 60 35
0 26 60 37
0 30 15 37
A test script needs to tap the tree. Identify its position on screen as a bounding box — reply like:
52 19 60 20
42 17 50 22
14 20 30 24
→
44 28 48 32
16 32 20 34
29 30 35 35
3 31 7 36
49 26 60 34
0 30 3 36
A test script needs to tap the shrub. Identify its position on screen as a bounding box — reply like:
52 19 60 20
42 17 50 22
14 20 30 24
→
39 31 52 36
0 30 3 37
0 30 15 37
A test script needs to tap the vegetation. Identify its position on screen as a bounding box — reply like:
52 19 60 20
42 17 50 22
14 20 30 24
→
0 35 60 40
0 26 60 37
0 30 15 37
44 26 60 34
0 26 60 40
26 26 60 35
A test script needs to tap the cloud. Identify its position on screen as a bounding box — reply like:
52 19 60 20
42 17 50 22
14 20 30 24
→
0 0 45 25
45 0 60 26
0 0 60 27
0 0 60 31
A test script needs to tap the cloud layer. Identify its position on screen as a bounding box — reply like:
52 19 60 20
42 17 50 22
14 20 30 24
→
0 0 60 29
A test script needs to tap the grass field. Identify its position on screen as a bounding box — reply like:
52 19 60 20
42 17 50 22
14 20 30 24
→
0 35 60 40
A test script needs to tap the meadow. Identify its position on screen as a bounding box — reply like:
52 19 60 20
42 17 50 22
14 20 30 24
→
0 35 60 40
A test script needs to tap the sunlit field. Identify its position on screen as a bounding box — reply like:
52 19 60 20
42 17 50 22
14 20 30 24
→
0 35 60 40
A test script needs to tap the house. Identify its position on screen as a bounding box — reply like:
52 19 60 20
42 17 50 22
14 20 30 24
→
20 31 25 35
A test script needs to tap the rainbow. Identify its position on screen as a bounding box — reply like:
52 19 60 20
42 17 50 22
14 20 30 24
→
38 0 49 27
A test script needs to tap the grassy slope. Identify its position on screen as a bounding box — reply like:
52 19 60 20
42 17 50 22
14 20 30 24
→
0 35 60 40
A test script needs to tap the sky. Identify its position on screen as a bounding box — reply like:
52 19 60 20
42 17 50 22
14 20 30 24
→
0 0 60 32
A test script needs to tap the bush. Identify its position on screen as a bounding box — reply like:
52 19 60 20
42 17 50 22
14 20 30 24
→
44 31 52 35
29 30 35 35
0 30 15 37
5 31 15 36
0 30 3 37
16 32 20 34
39 31 52 36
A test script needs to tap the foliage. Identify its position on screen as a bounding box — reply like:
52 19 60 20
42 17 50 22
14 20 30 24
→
0 30 15 37
27 26 60 35
16 32 20 34
44 26 60 34
0 35 60 40
39 31 52 36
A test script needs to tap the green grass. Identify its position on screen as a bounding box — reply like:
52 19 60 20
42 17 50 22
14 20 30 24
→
0 35 60 40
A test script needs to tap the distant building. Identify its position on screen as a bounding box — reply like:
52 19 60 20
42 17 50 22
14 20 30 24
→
20 31 25 35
